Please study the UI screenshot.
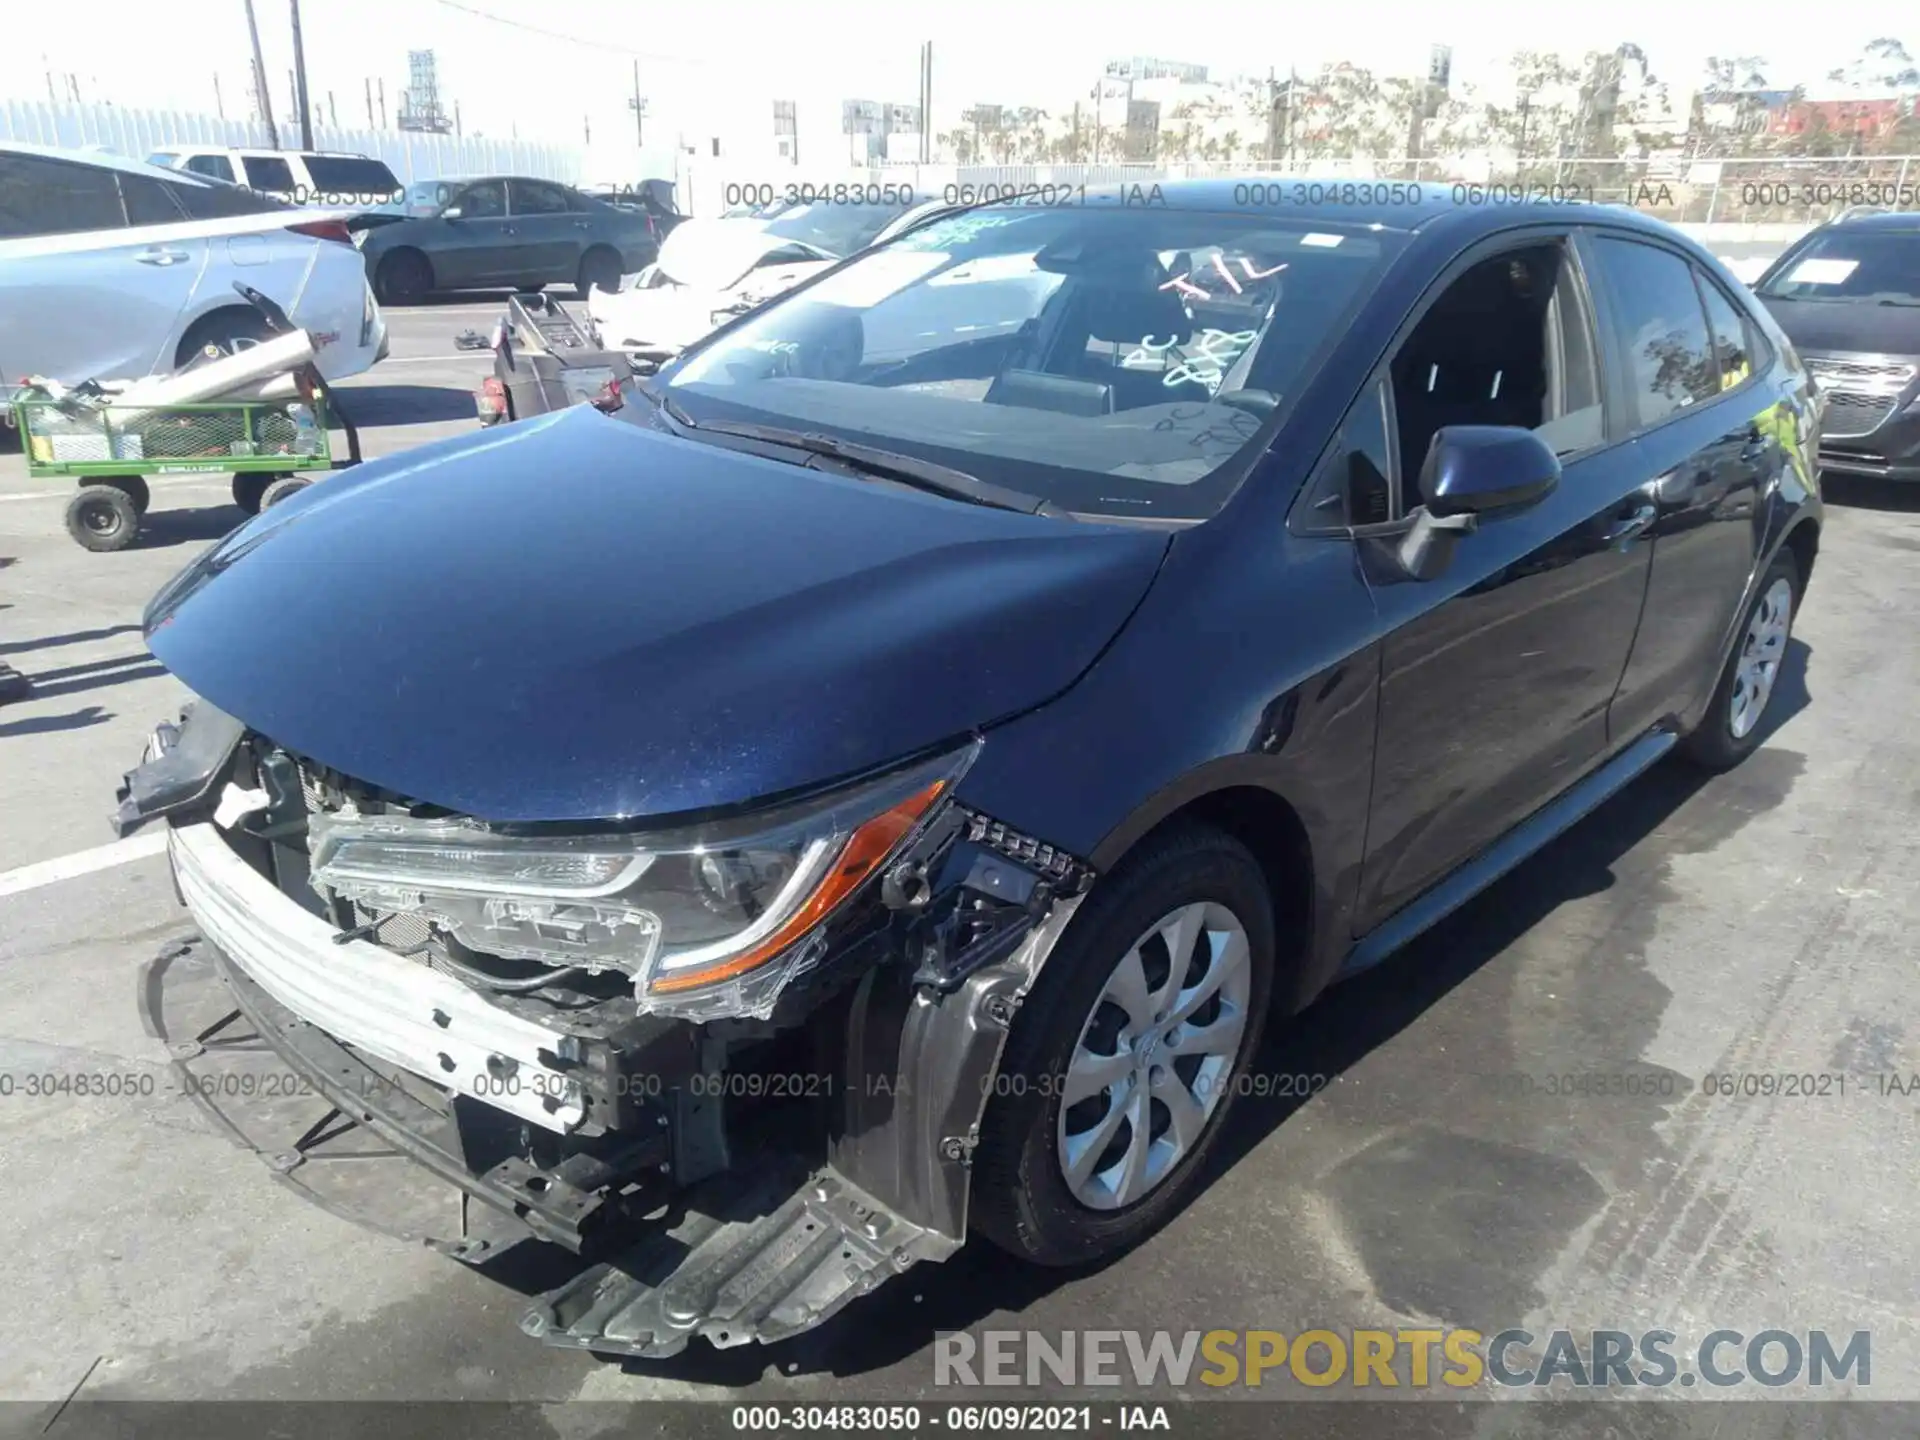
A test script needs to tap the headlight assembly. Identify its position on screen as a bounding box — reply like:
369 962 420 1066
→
306 744 975 1020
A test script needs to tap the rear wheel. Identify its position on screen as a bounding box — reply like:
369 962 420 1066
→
232 472 284 515
66 485 139 552
375 249 433 305
971 823 1275 1267
1682 550 1800 771
174 308 272 369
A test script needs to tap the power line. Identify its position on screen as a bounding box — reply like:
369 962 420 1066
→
425 0 690 63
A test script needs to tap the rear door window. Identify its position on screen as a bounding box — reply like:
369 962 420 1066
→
511 180 576 215
1587 236 1719 430
243 155 297 192
0 153 126 238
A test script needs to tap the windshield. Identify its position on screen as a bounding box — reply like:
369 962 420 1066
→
660 204 1402 518
1759 230 1920 305
762 203 913 257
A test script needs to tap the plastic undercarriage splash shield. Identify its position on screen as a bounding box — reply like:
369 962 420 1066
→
523 890 1087 1359
524 1163 940 1356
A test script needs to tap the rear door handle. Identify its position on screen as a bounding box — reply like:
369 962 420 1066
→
1604 503 1657 546
134 246 189 266
572 220 591 230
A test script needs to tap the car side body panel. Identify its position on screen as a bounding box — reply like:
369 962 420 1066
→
957 202 1821 1017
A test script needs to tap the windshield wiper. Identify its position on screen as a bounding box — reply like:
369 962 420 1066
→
632 379 696 429
663 415 1069 517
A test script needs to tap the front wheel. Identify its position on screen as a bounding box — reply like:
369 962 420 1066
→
66 485 139 552
1682 549 1799 771
970 823 1275 1267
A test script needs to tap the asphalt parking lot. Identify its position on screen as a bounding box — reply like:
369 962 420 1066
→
2 292 1918 1418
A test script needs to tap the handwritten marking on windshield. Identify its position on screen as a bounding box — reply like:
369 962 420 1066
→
1121 328 1258 393
1159 258 1287 302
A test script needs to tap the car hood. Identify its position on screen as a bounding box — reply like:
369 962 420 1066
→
1759 295 1920 357
654 219 830 291
143 407 1169 823
590 264 834 349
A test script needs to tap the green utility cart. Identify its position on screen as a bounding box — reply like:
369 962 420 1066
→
11 390 363 553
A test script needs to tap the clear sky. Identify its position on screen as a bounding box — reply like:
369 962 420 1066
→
17 0 1905 146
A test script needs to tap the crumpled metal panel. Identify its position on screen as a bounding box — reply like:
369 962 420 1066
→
523 1162 946 1357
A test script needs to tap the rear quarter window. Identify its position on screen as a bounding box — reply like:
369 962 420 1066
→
302 155 402 204
120 173 187 227
167 177 292 221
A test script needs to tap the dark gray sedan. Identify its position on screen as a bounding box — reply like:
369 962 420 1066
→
353 176 662 303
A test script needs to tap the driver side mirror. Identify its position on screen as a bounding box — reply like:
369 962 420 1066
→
1388 426 1561 583
1420 425 1561 516
442 206 464 221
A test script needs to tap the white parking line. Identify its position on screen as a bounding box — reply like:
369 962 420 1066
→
0 832 168 898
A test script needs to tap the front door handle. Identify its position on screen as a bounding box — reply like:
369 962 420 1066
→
1604 503 1657 546
501 225 518 236
134 246 189 266
573 220 592 230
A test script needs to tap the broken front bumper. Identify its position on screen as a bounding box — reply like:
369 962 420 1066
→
161 788 1091 1357
170 820 586 1132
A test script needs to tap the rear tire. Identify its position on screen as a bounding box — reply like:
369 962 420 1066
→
66 485 139 552
232 472 281 515
577 248 623 298
375 249 433 305
260 476 313 510
970 823 1275 1267
99 475 150 515
1681 550 1800 772
174 308 272 370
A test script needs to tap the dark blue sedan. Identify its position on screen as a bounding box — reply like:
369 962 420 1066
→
117 179 1821 1359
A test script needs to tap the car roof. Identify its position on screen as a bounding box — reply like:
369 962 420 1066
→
1052 175 1682 241
1819 211 1920 235
0 138 205 182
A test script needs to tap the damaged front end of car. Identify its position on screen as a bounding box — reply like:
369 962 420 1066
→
120 700 1094 1358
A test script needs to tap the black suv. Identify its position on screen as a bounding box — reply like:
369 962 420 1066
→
1753 210 1920 481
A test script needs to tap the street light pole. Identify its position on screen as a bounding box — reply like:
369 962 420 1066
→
289 0 314 149
243 0 281 148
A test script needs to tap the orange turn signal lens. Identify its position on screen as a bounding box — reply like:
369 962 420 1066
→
645 778 948 995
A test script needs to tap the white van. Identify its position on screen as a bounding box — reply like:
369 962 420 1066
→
144 148 402 211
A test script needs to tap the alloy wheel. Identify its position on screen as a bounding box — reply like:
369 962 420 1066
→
1729 576 1792 740
1056 901 1252 1211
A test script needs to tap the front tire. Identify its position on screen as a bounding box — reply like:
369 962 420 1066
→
971 823 1275 1267
1682 550 1799 771
66 485 139 552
